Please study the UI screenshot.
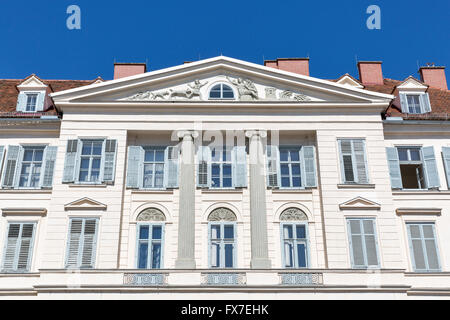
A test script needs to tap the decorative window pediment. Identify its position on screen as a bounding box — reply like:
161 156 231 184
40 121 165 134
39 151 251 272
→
339 197 380 210
397 77 431 114
16 75 48 113
280 208 308 221
136 208 166 221
64 197 107 211
207 207 237 221
336 74 364 89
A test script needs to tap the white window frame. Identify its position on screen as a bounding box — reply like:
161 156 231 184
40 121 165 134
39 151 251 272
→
280 222 310 269
208 83 235 100
397 146 427 189
142 147 165 189
78 140 103 184
346 217 381 269
135 223 164 269
25 93 38 112
18 146 45 189
208 222 236 268
338 139 369 184
406 222 441 272
406 94 422 114
279 146 302 189
210 146 233 188
1 222 37 273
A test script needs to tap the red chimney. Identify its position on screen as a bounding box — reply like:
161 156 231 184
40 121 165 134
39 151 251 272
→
114 63 147 80
264 58 310 76
419 65 448 90
357 61 384 85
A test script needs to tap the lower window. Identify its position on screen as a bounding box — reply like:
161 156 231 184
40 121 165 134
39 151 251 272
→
137 224 163 269
347 218 380 268
209 222 235 268
406 223 441 272
281 223 309 268
2 223 36 272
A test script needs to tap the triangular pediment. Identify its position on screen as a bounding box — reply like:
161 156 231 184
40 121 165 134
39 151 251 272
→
51 56 393 106
339 197 381 210
17 74 48 90
64 197 107 211
336 74 364 89
396 76 428 91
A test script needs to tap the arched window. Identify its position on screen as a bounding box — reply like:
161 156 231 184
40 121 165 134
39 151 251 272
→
280 208 309 268
209 83 234 99
208 208 237 268
136 208 166 269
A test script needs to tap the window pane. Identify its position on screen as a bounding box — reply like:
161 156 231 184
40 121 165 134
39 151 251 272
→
412 239 426 270
92 158 101 170
34 150 43 162
283 225 293 239
296 225 306 239
138 242 148 269
212 164 220 176
425 239 439 270
210 90 220 98
79 171 89 182
212 177 220 187
365 235 378 266
223 164 232 177
222 90 234 98
422 225 434 238
211 225 220 239
280 164 289 175
351 235 365 266
225 244 233 267
280 149 289 161
155 150 164 162
362 220 374 234
23 150 33 161
409 225 421 238
297 243 307 267
290 151 299 162
211 243 220 267
223 177 232 187
343 155 354 182
292 177 301 187
281 177 290 187
92 142 102 155
144 150 154 162
80 158 90 169
410 149 421 161
152 226 162 240
224 225 234 239
81 142 92 155
152 243 161 269
398 149 408 161
284 242 293 267
349 220 361 234
139 225 149 239
291 164 300 175
90 170 100 182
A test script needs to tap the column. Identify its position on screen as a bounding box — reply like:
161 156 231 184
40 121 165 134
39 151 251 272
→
245 130 272 269
175 130 198 269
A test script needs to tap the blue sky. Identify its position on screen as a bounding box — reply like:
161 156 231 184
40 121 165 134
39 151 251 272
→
0 0 448 81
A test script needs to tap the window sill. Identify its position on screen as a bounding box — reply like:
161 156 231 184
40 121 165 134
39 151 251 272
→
337 184 375 189
200 188 243 194
67 183 108 188
131 189 174 194
0 188 52 193
392 189 450 195
271 189 313 194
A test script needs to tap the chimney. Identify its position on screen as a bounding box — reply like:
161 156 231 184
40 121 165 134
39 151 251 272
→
264 58 310 76
419 65 448 90
114 63 147 80
357 61 384 85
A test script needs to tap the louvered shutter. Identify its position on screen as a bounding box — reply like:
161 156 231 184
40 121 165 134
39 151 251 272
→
80 219 98 268
102 139 117 183
2 224 20 270
362 219 379 267
1 146 21 188
17 224 35 270
40 146 58 188
422 146 440 189
36 92 46 112
442 147 450 188
16 92 27 112
164 146 179 188
266 145 280 187
2 223 35 272
66 219 83 268
62 140 80 183
197 146 211 188
232 145 247 188
386 147 403 189
399 93 408 113
421 93 431 113
126 146 144 188
0 146 5 174
353 140 369 184
301 146 317 187
338 140 355 183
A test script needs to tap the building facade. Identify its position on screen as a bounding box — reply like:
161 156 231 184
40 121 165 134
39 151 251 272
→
0 56 449 299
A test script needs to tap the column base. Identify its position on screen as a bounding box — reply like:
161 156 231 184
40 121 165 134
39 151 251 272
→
250 258 272 269
175 258 196 269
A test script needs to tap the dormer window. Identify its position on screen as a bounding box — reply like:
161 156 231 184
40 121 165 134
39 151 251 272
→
399 92 431 114
209 83 234 100
25 93 38 112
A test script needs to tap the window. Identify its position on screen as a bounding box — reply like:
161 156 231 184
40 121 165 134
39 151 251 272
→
407 223 440 272
399 92 431 114
65 218 98 269
137 224 163 269
2 223 36 272
208 208 237 268
347 218 380 268
79 140 102 183
25 94 38 112
18 147 44 188
211 146 232 188
281 223 309 268
143 147 165 188
280 147 301 188
338 139 369 184
209 83 234 99
386 146 440 190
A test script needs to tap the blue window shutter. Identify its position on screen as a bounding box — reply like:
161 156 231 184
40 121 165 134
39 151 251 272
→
197 146 211 187
80 219 98 268
126 146 144 188
422 146 440 189
36 92 45 112
232 145 247 188
0 146 5 176
421 93 431 113
62 140 79 183
442 147 450 188
266 145 280 187
101 139 117 183
386 147 403 189
2 223 36 272
16 92 27 112
399 93 408 113
65 218 98 269
301 146 317 188
65 219 83 268
40 146 58 188
353 140 369 184
1 146 21 189
164 146 179 188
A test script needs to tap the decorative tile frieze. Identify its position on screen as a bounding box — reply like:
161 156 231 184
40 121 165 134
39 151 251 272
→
123 273 168 286
279 273 323 286
201 273 246 286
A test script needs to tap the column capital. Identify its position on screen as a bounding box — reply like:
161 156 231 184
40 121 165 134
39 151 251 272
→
177 130 199 140
245 130 267 139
